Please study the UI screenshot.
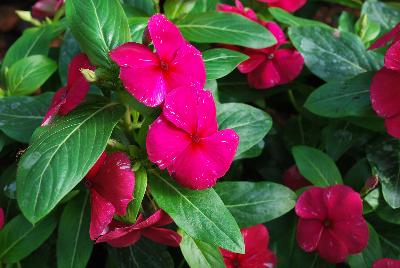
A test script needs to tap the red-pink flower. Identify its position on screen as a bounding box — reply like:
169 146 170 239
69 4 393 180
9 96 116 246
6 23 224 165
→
258 0 307 13
220 224 277 268
32 0 64 20
369 23 400 50
85 152 135 240
373 258 400 268
42 53 95 125
95 210 181 248
146 85 239 190
295 185 369 263
110 14 205 107
283 165 311 190
0 208 4 230
217 0 258 22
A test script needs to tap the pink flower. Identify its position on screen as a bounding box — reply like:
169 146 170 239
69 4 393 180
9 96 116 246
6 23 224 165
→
295 185 369 263
32 0 64 20
0 208 4 230
146 85 239 190
220 224 277 268
217 0 258 22
110 14 206 107
369 23 400 50
95 210 181 248
283 165 311 190
258 0 307 13
85 152 135 240
373 258 400 268
42 53 95 125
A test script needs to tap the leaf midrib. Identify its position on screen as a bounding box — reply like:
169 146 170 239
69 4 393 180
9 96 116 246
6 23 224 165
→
0 220 36 259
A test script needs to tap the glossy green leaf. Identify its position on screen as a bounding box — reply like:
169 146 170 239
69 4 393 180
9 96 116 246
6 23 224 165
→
177 12 276 49
59 30 81 84
289 26 382 82
0 214 57 263
149 172 244 253
362 0 400 31
0 93 52 143
305 72 374 118
189 0 218 14
57 192 93 268
344 158 371 191
292 145 343 186
66 0 131 67
376 202 400 225
203 48 248 80
128 17 149 43
269 8 331 28
217 103 272 160
367 217 400 259
6 55 57 96
367 138 400 209
17 102 125 223
179 229 225 268
322 0 362 8
164 0 196 19
125 0 156 15
214 181 296 228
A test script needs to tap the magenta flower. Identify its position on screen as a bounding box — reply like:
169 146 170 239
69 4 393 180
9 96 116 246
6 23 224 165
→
0 208 4 230
32 0 64 20
96 210 181 248
84 152 135 240
42 53 95 125
373 258 400 268
217 0 258 22
110 14 206 107
146 85 239 190
220 224 277 268
283 165 311 190
295 185 369 263
258 0 307 13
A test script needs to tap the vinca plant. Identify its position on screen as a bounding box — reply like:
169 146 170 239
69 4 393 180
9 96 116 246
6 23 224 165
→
0 0 400 267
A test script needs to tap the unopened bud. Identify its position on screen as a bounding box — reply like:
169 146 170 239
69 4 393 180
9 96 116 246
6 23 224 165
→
80 68 97 82
15 10 41 26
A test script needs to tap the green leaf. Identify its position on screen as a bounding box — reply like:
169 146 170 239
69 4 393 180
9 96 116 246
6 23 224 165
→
362 0 400 32
305 72 374 118
269 8 331 28
217 103 272 160
17 102 125 223
59 30 81 85
6 55 57 96
344 158 371 191
177 12 276 49
149 172 244 253
179 229 225 268
367 217 400 259
292 145 343 186
203 48 248 80
189 0 218 14
0 93 53 143
288 26 383 82
164 0 196 20
57 192 93 268
125 0 156 15
66 0 131 67
214 181 296 228
376 202 400 225
339 12 356 33
0 214 57 264
128 17 149 43
367 138 400 209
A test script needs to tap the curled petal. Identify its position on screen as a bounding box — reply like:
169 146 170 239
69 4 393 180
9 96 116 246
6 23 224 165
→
41 87 67 126
89 190 115 240
142 227 182 247
332 217 369 254
66 53 95 89
370 23 400 50
296 218 323 252
96 224 141 248
295 187 327 220
317 229 348 263
324 185 363 221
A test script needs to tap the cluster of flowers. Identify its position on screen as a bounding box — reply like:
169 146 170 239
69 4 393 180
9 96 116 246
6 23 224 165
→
370 23 400 138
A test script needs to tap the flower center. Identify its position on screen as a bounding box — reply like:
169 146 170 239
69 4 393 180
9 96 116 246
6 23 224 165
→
83 179 93 189
323 219 331 228
191 134 201 143
232 258 240 268
160 61 169 71
267 53 274 60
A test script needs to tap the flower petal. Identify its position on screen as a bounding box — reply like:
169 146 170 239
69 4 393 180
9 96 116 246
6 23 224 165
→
317 229 348 263
85 151 107 180
89 190 116 240
295 187 327 220
259 0 307 13
370 23 400 50
146 116 192 169
332 217 369 254
248 59 281 89
32 0 63 19
273 49 304 85
283 165 311 190
135 210 172 229
324 185 363 221
41 86 67 126
66 53 95 89
238 52 266 74
385 114 400 139
242 224 270 254
142 227 182 247
148 14 185 62
385 40 400 71
262 21 287 46
96 224 141 248
216 0 258 22
197 89 218 137
0 208 4 230
296 218 323 252
109 42 159 69
238 248 276 268
372 258 400 268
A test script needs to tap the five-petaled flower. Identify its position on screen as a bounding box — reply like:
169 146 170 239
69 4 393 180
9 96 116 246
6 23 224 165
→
146 85 239 190
96 210 181 248
32 0 64 20
110 14 206 107
85 151 135 240
257 0 307 13
220 224 277 268
0 208 4 230
283 165 311 190
295 185 369 263
42 53 95 125
373 258 400 268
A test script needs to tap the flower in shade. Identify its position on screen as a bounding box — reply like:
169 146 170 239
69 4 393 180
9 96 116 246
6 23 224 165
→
258 0 307 13
146 85 239 190
373 258 400 268
42 53 95 125
85 152 135 240
283 165 311 190
0 208 4 230
110 14 205 107
95 210 181 248
295 185 369 263
32 0 64 20
220 224 277 268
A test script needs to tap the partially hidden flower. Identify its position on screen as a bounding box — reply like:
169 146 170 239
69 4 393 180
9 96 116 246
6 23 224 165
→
217 0 258 22
95 210 181 248
0 208 4 230
373 258 400 268
32 0 64 20
85 151 135 240
146 85 239 190
42 53 95 125
295 185 369 263
217 1 304 89
258 0 307 13
220 224 277 268
283 165 311 190
110 14 205 107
